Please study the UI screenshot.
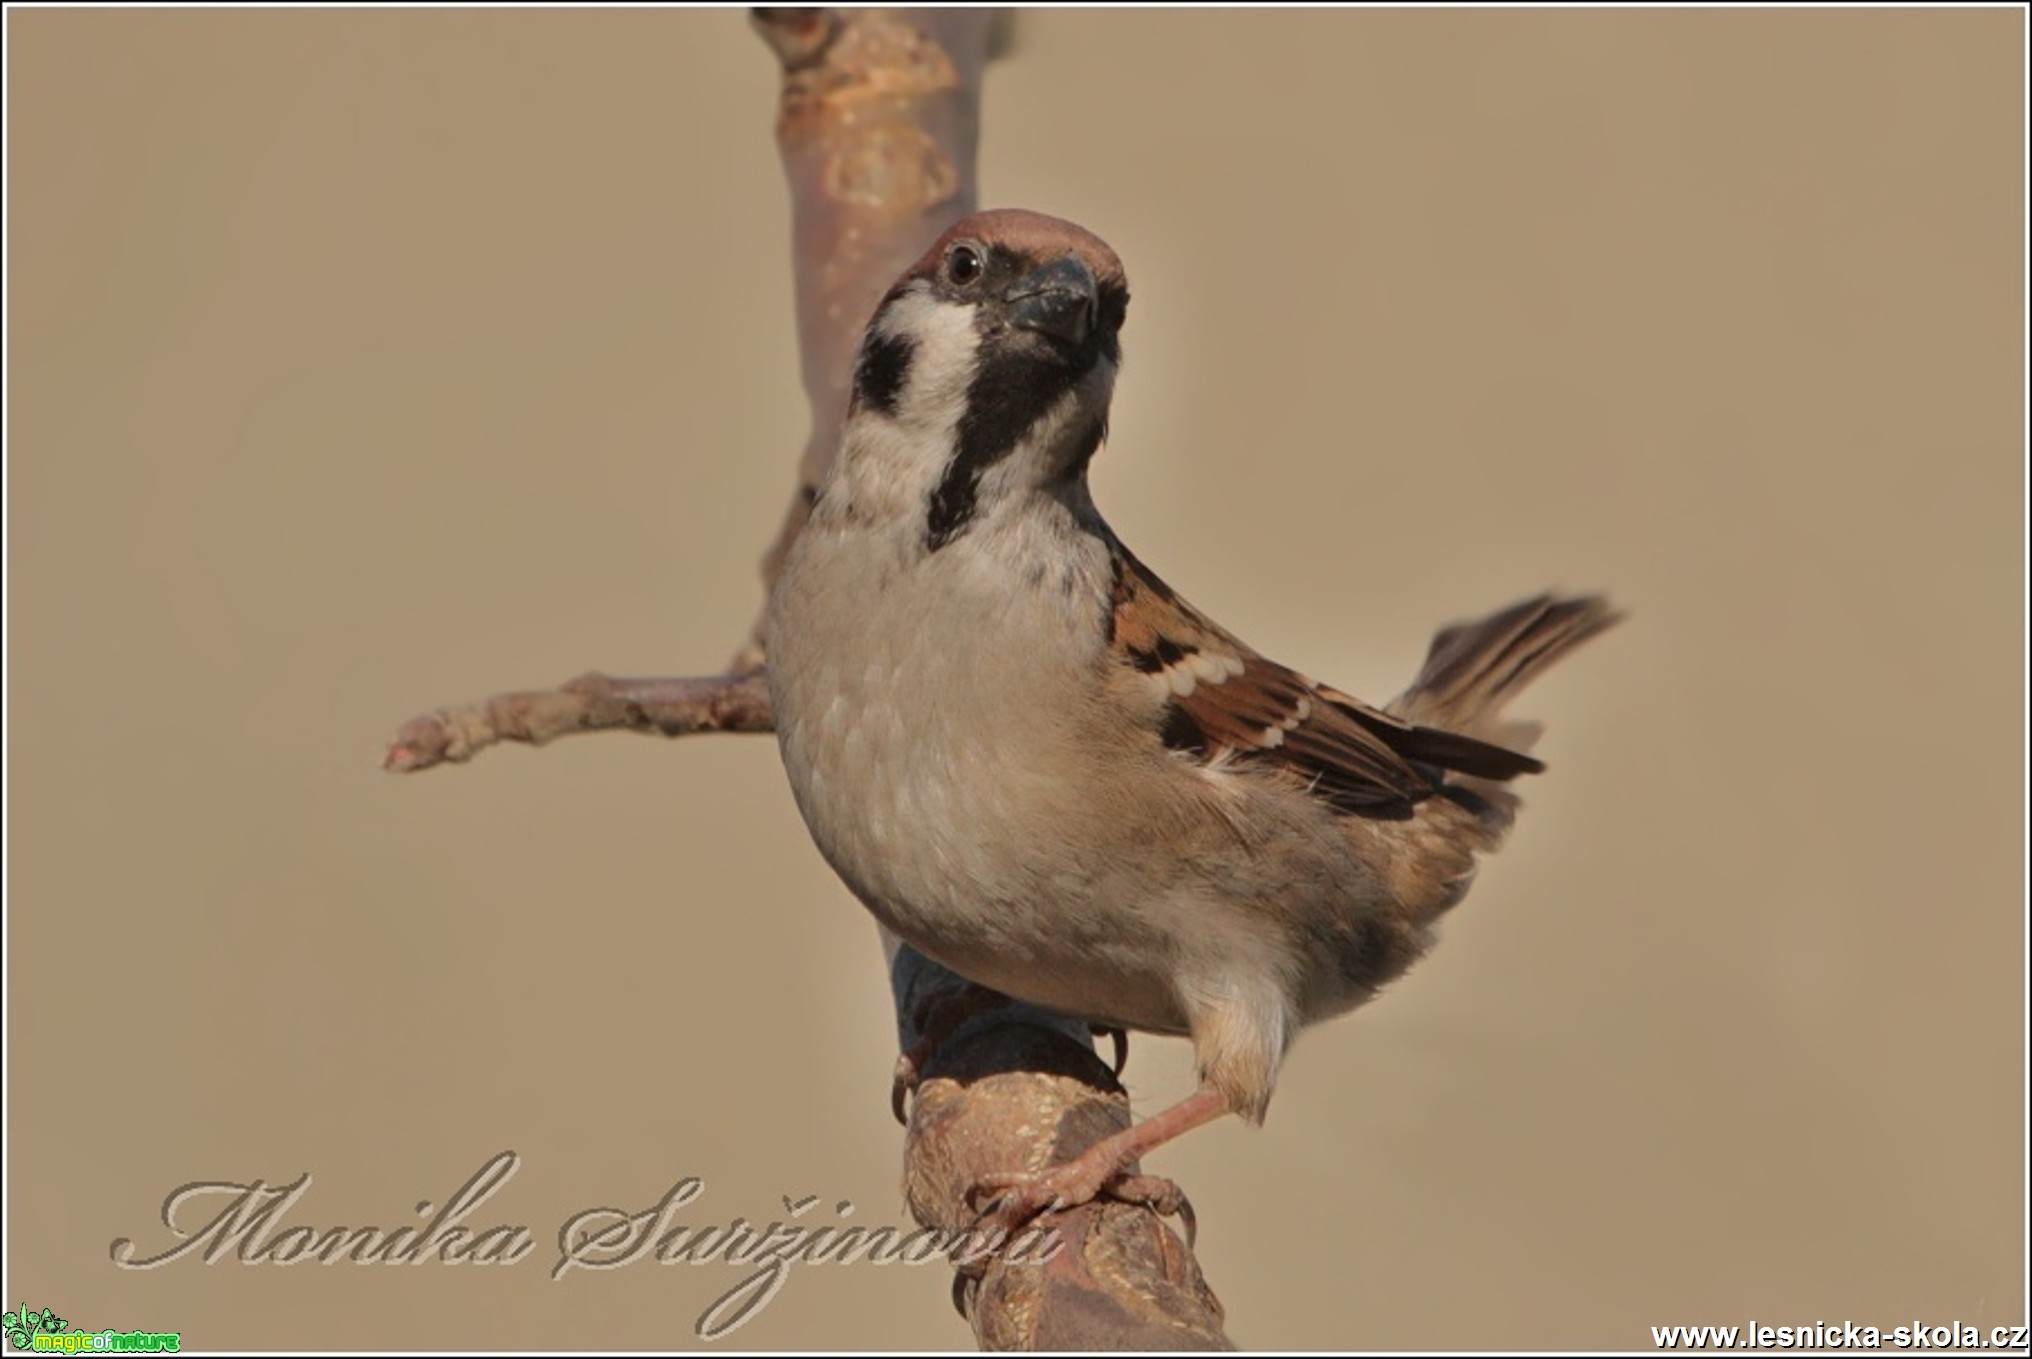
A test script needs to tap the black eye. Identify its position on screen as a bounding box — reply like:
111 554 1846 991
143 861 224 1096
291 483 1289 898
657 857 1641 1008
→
946 243 985 287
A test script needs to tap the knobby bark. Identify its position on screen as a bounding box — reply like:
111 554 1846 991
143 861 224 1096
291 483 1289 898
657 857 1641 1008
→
384 10 1229 1349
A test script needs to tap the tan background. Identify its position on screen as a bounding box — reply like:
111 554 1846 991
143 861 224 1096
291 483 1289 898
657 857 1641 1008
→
7 9 2024 1351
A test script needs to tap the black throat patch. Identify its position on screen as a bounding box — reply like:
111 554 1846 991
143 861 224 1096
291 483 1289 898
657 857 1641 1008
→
926 346 1099 552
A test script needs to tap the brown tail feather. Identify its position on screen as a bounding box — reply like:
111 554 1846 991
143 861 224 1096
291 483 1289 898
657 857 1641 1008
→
1349 705 1547 782
1382 594 1620 925
1390 593 1622 744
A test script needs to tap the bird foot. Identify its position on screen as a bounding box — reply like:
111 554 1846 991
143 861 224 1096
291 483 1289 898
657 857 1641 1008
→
963 1083 1231 1248
890 985 1015 1124
967 1156 1196 1248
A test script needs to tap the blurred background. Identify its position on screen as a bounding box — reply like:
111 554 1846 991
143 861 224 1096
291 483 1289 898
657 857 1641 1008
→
7 8 2023 1350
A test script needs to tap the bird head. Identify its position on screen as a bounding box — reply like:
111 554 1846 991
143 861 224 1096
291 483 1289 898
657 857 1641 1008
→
831 209 1131 551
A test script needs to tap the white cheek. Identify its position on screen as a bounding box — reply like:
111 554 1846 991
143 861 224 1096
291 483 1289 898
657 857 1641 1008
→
876 290 980 440
835 291 982 518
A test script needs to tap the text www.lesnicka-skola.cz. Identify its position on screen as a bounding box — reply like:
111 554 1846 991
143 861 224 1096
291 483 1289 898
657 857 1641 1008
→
1653 1321 2030 1351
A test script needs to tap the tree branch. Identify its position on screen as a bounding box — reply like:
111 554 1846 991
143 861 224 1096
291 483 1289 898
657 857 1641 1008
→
381 669 770 773
383 10 1230 1347
892 950 1230 1350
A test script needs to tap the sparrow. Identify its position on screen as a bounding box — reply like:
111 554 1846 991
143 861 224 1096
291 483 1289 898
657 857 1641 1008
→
764 208 1618 1226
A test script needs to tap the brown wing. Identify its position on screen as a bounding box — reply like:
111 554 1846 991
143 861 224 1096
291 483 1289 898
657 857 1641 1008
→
1107 544 1543 819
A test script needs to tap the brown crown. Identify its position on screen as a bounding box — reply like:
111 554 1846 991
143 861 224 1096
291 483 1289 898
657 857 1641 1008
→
908 209 1129 296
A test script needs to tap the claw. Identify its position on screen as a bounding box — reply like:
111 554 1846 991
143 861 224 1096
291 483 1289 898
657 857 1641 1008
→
950 1267 973 1318
964 1164 1190 1246
890 985 1014 1125
964 1179 1043 1243
1111 1173 1196 1249
959 1085 1226 1255
890 1051 919 1126
1093 1024 1129 1077
963 1177 1021 1223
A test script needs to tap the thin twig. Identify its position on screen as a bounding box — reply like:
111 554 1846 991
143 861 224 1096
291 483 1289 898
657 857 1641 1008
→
381 670 771 773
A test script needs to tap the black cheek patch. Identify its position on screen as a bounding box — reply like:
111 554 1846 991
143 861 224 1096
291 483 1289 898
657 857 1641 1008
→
853 332 915 416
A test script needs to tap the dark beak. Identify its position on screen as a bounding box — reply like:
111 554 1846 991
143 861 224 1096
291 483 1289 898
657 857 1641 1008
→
1003 256 1096 348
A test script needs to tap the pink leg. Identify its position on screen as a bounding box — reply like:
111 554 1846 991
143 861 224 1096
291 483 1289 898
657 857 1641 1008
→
970 1083 1232 1243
